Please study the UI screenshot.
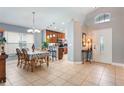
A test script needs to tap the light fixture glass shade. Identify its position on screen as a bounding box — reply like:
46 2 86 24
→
34 29 40 33
27 29 40 33
27 29 33 33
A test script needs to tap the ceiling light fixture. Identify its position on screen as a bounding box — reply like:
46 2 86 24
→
27 12 40 33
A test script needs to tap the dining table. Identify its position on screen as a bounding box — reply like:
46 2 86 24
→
27 50 49 72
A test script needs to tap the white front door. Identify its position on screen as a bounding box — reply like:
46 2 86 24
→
91 28 112 64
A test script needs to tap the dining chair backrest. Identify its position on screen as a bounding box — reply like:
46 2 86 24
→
16 48 22 59
22 48 29 61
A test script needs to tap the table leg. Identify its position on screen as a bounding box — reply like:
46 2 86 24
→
46 56 49 67
31 59 35 72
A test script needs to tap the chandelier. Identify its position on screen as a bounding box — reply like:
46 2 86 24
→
27 12 40 33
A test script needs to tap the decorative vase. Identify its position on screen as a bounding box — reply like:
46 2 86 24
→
0 44 4 53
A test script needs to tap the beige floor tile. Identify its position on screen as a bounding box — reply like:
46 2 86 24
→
67 75 85 85
45 83 55 86
116 80 124 86
31 79 49 86
7 76 26 84
64 71 77 76
51 78 66 86
99 80 115 86
0 80 12 86
81 81 99 86
101 75 115 82
116 75 124 81
59 73 73 81
51 71 63 77
63 82 74 86
37 72 50 78
44 74 58 82
116 72 124 76
12 79 30 86
24 75 41 82
85 75 101 84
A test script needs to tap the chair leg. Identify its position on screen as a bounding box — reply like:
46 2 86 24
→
31 60 35 72
20 60 23 68
23 61 27 69
27 62 30 71
39 59 43 66
17 59 20 67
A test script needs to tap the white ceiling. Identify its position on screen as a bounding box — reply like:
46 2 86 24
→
0 7 95 32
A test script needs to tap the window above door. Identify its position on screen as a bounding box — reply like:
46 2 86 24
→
94 13 111 24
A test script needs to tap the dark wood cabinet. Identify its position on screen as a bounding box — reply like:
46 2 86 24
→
64 47 68 54
46 30 65 43
0 54 6 82
58 48 64 60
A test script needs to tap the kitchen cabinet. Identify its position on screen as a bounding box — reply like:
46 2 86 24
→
46 30 65 43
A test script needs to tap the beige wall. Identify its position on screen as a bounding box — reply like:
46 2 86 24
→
112 8 124 63
84 7 124 64
84 7 112 31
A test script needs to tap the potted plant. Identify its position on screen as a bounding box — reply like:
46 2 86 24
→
42 41 48 50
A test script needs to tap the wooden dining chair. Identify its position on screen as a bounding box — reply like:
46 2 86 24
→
16 48 24 68
22 48 36 72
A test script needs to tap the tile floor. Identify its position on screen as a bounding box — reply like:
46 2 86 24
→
1 56 124 86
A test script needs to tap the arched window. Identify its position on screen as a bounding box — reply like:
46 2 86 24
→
95 13 111 24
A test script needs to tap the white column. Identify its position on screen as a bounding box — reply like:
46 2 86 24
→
67 20 74 61
67 20 82 63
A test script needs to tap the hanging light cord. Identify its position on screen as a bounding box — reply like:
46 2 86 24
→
32 11 35 29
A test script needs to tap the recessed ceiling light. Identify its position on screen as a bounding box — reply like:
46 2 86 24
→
54 27 57 29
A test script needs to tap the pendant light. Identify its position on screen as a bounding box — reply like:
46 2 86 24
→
27 12 40 33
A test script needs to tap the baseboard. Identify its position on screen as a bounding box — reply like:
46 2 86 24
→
112 62 124 67
92 60 112 65
67 61 83 64
67 60 124 67
73 61 83 64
